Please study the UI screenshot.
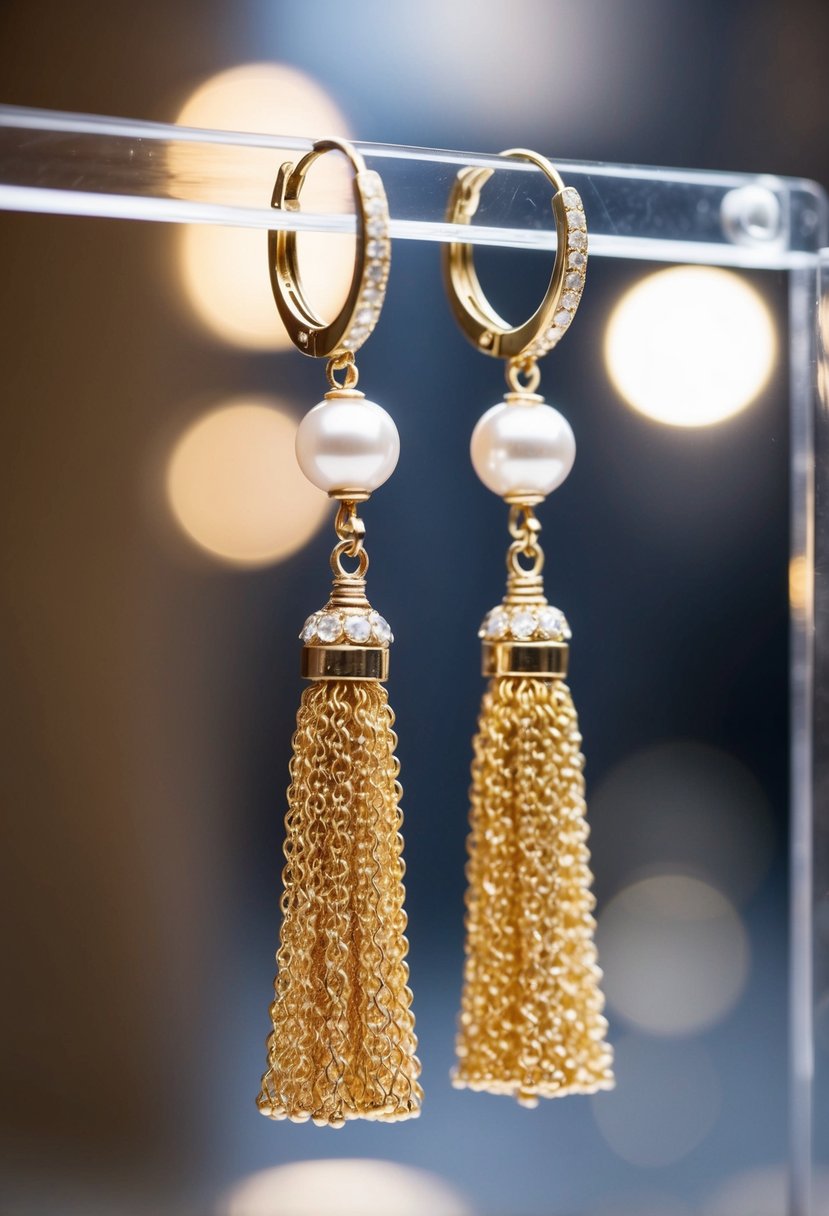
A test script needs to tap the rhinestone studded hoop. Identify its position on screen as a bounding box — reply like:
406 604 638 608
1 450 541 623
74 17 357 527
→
443 149 587 368
523 187 587 361
269 138 391 360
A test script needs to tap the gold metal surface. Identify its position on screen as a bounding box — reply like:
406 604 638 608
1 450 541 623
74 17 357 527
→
302 646 389 681
453 676 614 1104
443 147 572 361
269 137 389 359
328 496 371 586
259 680 422 1126
333 497 366 553
326 351 360 391
482 640 568 678
505 501 546 601
505 356 541 394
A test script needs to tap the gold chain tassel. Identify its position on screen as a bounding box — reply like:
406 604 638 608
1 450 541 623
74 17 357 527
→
258 680 422 1126
259 504 422 1127
454 507 614 1105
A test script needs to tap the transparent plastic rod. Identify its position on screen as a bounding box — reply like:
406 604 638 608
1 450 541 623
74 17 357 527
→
789 259 818 1216
0 104 826 267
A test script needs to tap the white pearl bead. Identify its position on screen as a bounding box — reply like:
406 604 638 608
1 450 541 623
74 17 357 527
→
470 398 576 499
295 395 400 494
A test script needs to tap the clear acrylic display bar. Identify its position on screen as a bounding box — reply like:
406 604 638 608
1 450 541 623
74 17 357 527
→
0 103 825 268
0 101 827 1216
812 253 829 1212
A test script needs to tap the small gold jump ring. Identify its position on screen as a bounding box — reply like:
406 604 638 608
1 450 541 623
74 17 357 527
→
331 540 370 580
334 500 366 554
443 147 587 363
507 542 545 580
506 357 541 394
270 138 391 360
326 352 360 391
508 504 542 544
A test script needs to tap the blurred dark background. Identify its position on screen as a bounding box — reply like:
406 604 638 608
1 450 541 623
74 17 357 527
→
0 2 828 1214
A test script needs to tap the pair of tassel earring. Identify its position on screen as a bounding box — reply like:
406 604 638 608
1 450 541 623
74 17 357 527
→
256 140 614 1127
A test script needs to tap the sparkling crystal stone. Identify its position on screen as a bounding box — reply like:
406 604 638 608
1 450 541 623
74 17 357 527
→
545 326 561 342
367 239 387 258
561 187 581 209
511 609 537 640
485 609 509 639
568 251 586 268
537 606 565 639
355 306 373 326
561 291 580 310
344 615 372 643
367 262 385 281
361 175 379 197
565 271 583 290
554 310 573 328
567 209 586 229
300 615 318 642
316 613 342 643
367 219 386 238
367 197 385 215
370 611 392 644
568 230 587 250
362 287 381 304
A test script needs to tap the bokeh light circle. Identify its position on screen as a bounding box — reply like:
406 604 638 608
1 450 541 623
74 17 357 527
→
221 1159 474 1216
174 63 353 350
604 267 776 426
597 874 749 1036
588 741 774 905
591 1035 721 1167
166 398 329 566
179 226 288 351
175 63 348 141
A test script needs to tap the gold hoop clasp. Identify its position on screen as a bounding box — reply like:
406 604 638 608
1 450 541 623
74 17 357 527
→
269 137 391 359
443 147 587 363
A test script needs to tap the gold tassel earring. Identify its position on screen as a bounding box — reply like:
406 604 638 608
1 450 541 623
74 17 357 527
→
257 139 422 1127
443 149 614 1106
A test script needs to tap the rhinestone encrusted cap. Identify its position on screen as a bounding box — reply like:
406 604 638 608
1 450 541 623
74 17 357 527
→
301 606 394 649
479 603 571 644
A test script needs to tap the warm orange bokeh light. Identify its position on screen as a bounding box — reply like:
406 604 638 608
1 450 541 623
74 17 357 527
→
166 398 330 566
173 63 354 350
222 1160 473 1216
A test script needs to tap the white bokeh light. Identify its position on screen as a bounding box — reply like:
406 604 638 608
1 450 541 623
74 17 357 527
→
221 1160 474 1216
166 398 329 566
604 267 776 426
597 874 749 1036
591 1035 721 1167
588 741 774 905
174 63 354 350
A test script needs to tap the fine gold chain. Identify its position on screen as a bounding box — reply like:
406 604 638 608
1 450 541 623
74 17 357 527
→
453 676 614 1105
259 680 422 1126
